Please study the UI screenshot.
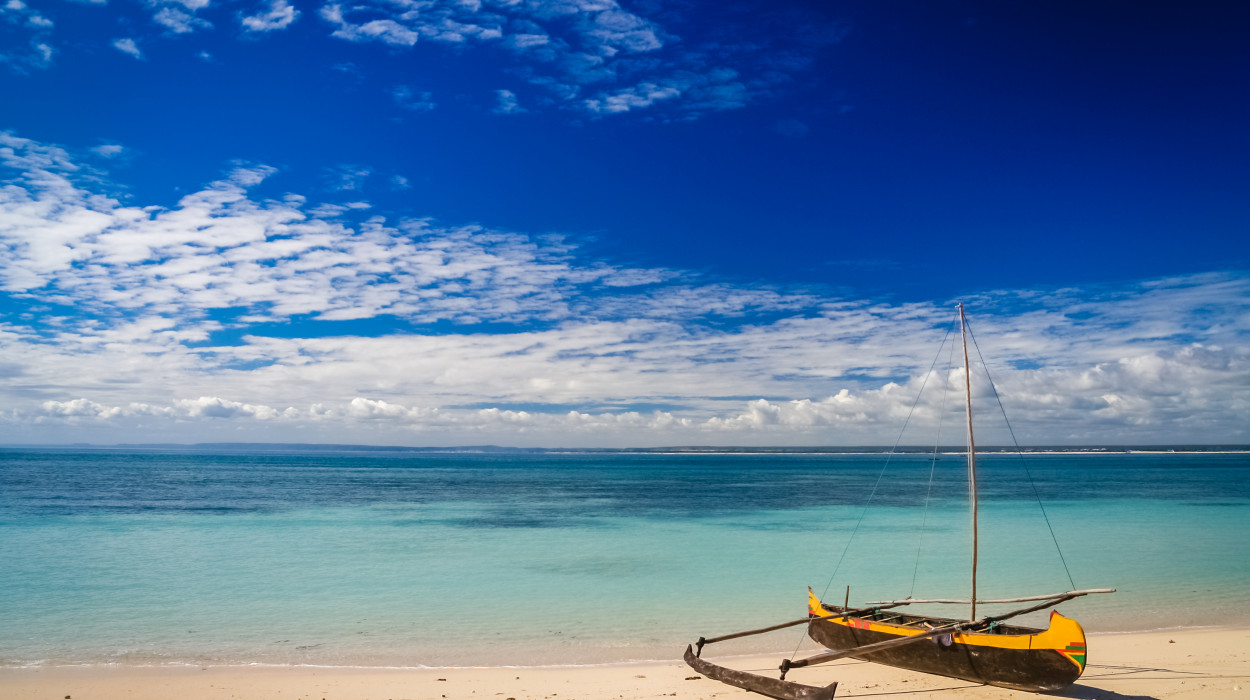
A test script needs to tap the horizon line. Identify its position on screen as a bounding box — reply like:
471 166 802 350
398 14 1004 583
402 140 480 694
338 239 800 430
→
3 442 1249 454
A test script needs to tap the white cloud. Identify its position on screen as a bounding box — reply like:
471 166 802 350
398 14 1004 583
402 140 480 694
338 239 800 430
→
304 0 825 118
493 89 525 115
503 32 549 51
112 37 143 59
324 164 372 191
91 143 126 158
583 81 679 114
1 0 840 119
22 331 1249 445
0 135 616 324
41 398 122 419
345 397 432 421
581 7 661 54
153 6 212 33
30 41 52 65
0 0 841 118
1 132 1248 446
241 0 299 32
0 38 54 70
1 0 56 70
320 4 419 46
177 396 291 419
2 0 52 28
41 399 174 419
11 293 1250 445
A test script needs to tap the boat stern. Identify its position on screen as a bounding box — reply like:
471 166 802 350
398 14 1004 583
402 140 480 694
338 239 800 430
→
1038 610 1088 676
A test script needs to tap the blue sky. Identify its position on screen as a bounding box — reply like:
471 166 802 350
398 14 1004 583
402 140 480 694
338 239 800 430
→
1 0 1248 446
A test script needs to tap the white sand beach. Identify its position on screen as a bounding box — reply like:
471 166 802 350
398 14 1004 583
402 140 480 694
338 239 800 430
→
3 627 1247 700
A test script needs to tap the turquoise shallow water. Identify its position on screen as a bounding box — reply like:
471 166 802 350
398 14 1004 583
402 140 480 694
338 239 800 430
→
1 449 1248 667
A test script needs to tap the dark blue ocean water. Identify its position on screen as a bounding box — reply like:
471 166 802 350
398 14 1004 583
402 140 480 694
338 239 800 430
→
2 449 1248 667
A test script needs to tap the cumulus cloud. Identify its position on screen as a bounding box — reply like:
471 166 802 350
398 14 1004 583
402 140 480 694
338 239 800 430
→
583 81 680 114
344 397 432 421
581 68 750 116
0 0 55 71
90 143 126 158
37 397 296 421
241 0 299 32
177 396 293 419
24 332 1250 447
493 89 525 115
32 395 699 436
153 6 212 34
0 39 53 71
2 132 1248 446
112 37 143 59
41 399 174 419
0 132 713 326
320 4 419 46
2 0 51 27
303 0 834 118
4 0 843 118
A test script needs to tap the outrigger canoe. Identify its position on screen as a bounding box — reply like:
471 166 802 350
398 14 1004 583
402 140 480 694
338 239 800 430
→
683 305 1114 698
805 589 1090 692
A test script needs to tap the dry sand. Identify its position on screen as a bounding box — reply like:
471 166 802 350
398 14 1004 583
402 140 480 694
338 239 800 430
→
3 627 1247 700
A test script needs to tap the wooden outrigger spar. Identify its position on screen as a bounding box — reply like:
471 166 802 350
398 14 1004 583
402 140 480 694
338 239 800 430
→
683 305 1115 697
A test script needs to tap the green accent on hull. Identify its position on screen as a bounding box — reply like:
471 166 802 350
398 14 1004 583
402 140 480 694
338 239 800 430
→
1059 646 1087 671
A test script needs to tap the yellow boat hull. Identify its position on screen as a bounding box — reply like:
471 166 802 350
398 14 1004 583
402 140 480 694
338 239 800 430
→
807 590 1088 692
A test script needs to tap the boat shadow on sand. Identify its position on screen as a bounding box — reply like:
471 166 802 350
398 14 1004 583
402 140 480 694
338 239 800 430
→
845 661 1243 699
724 658 1250 700
1043 661 1248 700
1045 685 1161 700
832 681 1161 699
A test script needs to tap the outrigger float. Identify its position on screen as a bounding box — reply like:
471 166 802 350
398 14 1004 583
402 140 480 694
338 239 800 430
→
684 305 1115 698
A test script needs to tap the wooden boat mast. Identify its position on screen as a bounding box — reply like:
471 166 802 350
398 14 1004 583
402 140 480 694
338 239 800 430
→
960 303 979 621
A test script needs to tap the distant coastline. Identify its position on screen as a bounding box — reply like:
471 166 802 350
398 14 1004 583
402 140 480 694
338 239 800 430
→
3 442 1249 455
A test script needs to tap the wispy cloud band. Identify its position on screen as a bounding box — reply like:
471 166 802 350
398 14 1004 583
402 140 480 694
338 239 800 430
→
8 0 842 119
2 131 1248 446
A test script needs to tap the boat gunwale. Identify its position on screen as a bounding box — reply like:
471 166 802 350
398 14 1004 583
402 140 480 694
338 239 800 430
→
815 604 1043 639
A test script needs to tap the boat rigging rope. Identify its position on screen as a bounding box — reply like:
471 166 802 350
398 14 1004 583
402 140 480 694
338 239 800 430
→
816 320 956 603
909 333 958 599
964 318 1077 591
788 319 957 663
